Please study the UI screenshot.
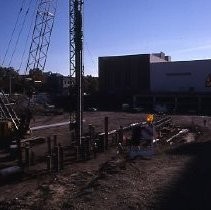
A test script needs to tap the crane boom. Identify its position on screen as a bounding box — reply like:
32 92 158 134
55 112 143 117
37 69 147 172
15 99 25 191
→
25 0 57 74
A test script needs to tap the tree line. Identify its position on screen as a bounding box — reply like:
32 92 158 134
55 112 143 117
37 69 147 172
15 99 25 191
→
0 66 98 95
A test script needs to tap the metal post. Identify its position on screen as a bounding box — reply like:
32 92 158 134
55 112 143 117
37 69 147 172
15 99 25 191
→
104 117 108 150
57 146 60 172
52 146 59 172
47 155 52 172
89 124 95 142
59 144 64 170
98 134 104 152
47 136 52 172
53 135 57 147
47 136 52 155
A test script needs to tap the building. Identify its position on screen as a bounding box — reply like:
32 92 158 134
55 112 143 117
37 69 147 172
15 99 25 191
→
43 73 70 96
99 52 170 95
98 52 211 113
62 76 71 95
98 52 170 110
150 59 211 93
135 59 211 114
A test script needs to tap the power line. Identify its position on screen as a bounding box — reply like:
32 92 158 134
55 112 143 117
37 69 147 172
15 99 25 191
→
8 0 34 67
1 0 26 66
85 41 97 68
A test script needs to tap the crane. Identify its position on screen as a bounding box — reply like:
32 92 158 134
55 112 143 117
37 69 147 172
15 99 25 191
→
26 0 85 147
69 0 84 146
1 0 85 149
25 0 58 74
0 0 58 144
22 0 58 134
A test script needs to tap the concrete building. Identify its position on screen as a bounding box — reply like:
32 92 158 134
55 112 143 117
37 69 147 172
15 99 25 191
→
135 59 211 114
150 59 211 93
98 52 211 113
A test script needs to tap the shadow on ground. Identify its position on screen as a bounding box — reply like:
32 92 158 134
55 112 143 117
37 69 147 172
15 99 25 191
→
156 141 211 210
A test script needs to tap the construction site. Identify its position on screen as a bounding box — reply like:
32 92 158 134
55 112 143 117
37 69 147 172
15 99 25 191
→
1 1 211 210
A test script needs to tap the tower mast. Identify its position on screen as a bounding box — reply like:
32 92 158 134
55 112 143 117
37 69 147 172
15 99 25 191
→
69 0 84 145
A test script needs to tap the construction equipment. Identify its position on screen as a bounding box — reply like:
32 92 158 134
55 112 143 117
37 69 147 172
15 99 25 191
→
0 90 20 146
118 114 156 159
0 101 35 168
69 0 84 146
0 90 34 148
0 90 20 130
25 0 58 74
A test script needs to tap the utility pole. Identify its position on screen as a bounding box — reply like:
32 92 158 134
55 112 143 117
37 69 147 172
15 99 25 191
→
69 0 84 145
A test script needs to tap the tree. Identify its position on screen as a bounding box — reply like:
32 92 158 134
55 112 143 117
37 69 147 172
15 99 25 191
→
0 66 19 93
0 66 18 77
83 75 98 95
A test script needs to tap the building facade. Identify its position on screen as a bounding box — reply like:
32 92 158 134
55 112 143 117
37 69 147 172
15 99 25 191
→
98 52 211 113
134 59 211 114
150 59 211 93
99 52 170 95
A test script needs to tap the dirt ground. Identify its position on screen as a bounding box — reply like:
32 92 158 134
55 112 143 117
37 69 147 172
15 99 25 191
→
0 112 211 210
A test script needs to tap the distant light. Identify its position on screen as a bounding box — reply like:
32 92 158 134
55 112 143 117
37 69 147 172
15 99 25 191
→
25 77 33 81
146 114 154 123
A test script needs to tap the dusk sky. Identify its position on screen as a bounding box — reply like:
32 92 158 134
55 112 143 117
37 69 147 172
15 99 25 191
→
0 0 211 76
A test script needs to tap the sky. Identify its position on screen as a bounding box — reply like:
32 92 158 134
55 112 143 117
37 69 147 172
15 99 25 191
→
0 0 211 76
